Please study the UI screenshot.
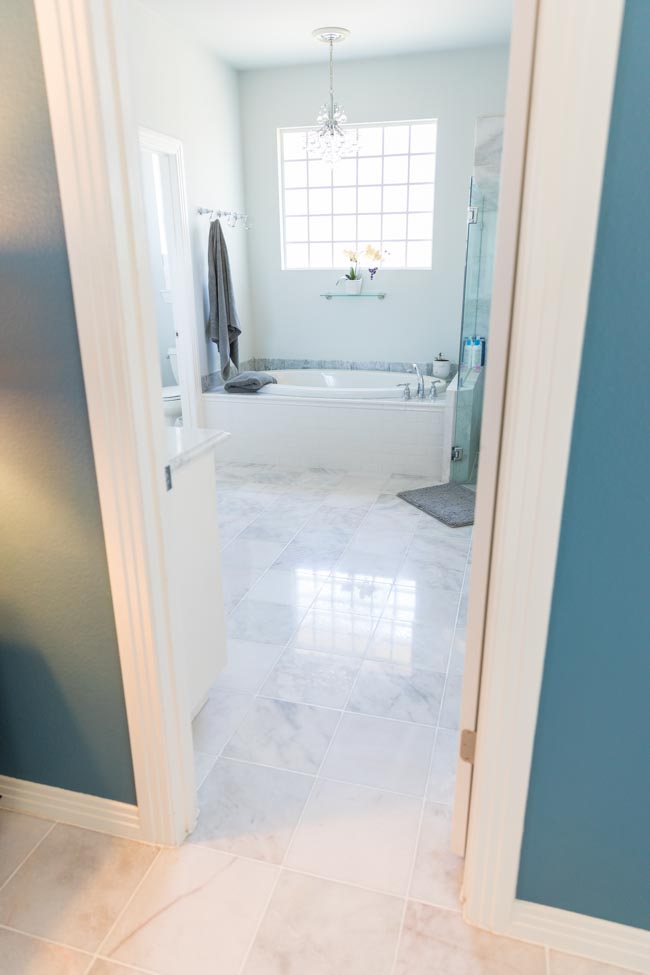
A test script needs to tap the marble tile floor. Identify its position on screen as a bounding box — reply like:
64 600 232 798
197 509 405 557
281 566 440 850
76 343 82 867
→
0 466 636 974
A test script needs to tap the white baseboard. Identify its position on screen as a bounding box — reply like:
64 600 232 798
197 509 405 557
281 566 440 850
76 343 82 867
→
0 775 143 842
511 899 650 974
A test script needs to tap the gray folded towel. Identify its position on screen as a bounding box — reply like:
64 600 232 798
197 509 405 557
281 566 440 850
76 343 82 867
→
224 371 278 394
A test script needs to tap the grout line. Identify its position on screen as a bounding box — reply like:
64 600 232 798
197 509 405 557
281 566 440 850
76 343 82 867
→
0 820 56 895
0 921 95 959
87 848 163 974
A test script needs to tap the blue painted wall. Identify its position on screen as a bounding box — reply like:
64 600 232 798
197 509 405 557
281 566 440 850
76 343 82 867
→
517 0 650 930
0 0 136 804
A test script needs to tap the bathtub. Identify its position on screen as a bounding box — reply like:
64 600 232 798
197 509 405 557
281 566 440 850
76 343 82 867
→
259 369 435 400
202 368 448 477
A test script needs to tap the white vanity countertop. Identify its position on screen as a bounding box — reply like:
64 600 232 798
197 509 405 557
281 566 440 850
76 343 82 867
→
166 427 230 473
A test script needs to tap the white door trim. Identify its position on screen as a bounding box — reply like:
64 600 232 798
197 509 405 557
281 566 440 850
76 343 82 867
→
451 0 540 856
461 1 649 972
138 127 203 429
33 0 196 845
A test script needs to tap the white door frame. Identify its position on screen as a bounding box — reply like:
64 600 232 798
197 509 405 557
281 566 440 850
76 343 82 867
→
138 127 203 429
461 1 650 971
33 0 196 845
450 0 540 857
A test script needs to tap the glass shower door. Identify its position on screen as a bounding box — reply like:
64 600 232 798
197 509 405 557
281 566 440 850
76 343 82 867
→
451 179 486 486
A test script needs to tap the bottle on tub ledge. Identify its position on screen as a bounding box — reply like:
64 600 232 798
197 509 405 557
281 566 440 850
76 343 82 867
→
462 336 486 369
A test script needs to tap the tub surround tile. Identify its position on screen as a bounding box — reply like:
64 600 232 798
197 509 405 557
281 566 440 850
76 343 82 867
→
350 660 445 725
291 609 377 657
223 698 339 774
0 928 90 975
104 845 277 975
410 802 463 908
243 872 403 975
261 647 361 708
192 687 254 755
395 901 547 975
286 778 421 895
0 824 157 952
0 809 53 887
190 758 312 864
321 712 435 796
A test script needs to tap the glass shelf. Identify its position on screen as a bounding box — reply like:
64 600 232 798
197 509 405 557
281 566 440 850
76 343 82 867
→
320 292 386 300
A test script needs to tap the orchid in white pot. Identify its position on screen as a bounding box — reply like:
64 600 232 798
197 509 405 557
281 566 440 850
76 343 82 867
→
337 245 384 293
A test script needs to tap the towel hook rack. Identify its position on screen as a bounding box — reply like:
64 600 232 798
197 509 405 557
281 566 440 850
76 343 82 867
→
197 207 250 229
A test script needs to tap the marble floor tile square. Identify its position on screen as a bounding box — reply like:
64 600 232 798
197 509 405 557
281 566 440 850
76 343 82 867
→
291 609 377 657
395 901 547 975
410 802 463 908
273 539 347 573
427 729 459 805
247 566 327 608
194 749 217 789
439 674 463 730
243 871 403 975
0 824 157 952
223 698 339 774
335 549 405 583
347 528 412 559
321 713 435 796
366 617 453 673
349 660 445 725
261 648 361 708
216 639 284 693
221 565 262 613
190 758 312 863
90 961 149 974
192 687 253 755
0 809 52 886
104 845 277 975
383 583 461 627
396 556 465 592
549 951 637 975
227 599 304 645
0 927 90 975
286 779 421 895
221 539 288 572
313 575 393 618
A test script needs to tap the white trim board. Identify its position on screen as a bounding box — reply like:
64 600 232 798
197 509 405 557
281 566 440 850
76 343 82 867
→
0 777 142 842
33 0 197 845
461 0 647 971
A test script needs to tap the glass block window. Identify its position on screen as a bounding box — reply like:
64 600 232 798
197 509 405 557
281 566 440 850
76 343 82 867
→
278 120 437 270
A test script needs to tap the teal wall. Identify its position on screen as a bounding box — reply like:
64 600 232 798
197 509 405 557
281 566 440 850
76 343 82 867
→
0 1 136 804
517 0 650 930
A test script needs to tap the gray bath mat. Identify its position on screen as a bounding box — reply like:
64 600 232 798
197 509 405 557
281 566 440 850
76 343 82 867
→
397 482 475 527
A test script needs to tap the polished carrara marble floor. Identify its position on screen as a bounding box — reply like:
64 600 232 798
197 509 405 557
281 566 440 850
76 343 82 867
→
0 466 619 974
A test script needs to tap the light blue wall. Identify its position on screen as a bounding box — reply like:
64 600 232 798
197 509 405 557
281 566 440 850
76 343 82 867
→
0 0 136 804
517 0 650 930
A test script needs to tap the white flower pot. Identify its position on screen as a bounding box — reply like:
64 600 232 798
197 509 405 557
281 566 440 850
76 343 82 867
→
344 278 363 295
433 359 451 379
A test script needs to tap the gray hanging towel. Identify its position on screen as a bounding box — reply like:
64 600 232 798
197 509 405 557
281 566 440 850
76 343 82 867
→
207 218 241 380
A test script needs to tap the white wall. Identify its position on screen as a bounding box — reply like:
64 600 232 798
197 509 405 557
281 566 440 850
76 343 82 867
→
239 47 509 365
127 2 252 375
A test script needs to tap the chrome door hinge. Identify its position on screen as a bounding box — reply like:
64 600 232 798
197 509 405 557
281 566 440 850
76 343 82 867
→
451 445 464 462
460 728 477 764
467 205 479 224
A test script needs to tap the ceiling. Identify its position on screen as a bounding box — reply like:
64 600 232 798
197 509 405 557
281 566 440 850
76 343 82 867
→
139 0 512 69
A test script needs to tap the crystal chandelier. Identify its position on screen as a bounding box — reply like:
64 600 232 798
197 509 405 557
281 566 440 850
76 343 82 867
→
306 27 359 166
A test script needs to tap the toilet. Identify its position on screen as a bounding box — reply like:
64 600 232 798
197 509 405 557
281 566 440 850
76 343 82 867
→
162 347 182 425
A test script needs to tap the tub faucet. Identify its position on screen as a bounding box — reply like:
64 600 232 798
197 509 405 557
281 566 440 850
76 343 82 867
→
411 363 425 399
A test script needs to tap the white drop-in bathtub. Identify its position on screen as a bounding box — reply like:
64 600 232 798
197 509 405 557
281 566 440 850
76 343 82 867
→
259 369 433 400
203 368 447 477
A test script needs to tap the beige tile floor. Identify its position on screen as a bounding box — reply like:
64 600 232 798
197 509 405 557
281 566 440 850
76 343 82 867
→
0 466 636 974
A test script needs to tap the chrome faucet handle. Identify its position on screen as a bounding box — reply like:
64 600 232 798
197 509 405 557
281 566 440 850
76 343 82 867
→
428 380 444 400
397 383 411 400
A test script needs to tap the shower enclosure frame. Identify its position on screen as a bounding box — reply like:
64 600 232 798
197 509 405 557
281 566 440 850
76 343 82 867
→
28 0 647 971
